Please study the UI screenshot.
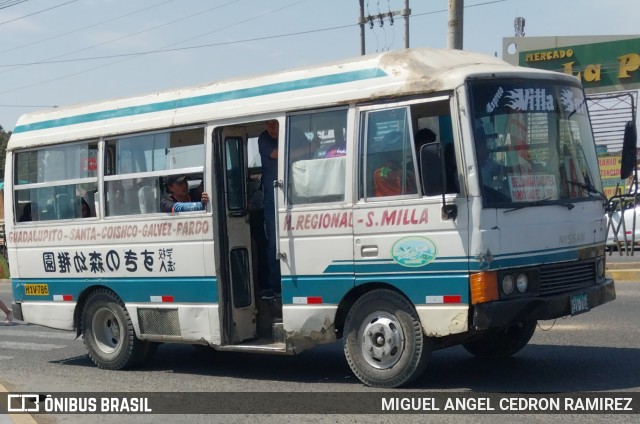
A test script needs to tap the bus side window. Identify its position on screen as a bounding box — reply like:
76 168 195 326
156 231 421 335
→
287 109 348 205
362 107 417 199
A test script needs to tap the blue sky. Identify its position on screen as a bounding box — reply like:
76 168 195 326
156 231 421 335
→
0 0 637 130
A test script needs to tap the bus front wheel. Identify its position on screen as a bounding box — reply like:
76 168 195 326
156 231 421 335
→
82 288 148 370
343 289 431 388
462 320 537 359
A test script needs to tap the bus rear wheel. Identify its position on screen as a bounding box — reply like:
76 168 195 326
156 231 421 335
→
343 289 430 388
82 289 148 370
462 320 537 359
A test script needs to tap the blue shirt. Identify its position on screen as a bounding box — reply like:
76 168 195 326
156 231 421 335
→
161 195 204 213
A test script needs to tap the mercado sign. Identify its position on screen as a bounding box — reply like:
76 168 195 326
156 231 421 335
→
517 37 640 94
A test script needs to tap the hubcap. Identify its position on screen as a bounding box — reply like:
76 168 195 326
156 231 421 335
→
360 312 405 369
92 306 122 354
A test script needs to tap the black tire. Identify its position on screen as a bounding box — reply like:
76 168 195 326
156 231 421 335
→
462 320 537 359
343 289 431 388
82 288 147 370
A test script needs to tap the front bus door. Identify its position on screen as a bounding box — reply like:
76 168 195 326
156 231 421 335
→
352 99 470 338
214 126 256 343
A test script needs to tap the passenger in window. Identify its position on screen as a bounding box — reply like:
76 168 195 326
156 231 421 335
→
415 128 437 149
161 175 209 213
373 131 417 197
19 203 33 222
81 198 91 218
258 119 282 299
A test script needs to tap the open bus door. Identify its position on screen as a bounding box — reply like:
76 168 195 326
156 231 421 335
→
213 126 257 344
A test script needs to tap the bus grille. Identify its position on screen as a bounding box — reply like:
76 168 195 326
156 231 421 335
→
137 308 181 336
539 261 596 296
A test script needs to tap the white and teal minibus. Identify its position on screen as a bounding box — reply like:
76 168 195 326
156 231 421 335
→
5 48 617 387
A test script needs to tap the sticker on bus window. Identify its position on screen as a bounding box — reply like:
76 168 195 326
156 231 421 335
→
391 236 437 268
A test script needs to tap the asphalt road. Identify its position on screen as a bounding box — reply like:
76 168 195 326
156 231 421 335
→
0 281 638 423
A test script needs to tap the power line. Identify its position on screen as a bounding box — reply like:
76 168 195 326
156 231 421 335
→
0 0 242 76
0 0 78 27
0 0 507 95
0 0 311 96
0 0 508 68
0 0 177 54
0 22 355 67
0 104 57 108
0 0 28 11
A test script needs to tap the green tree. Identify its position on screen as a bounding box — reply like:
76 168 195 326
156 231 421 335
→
0 125 10 180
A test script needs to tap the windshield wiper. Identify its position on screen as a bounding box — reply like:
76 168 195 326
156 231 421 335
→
504 198 575 213
568 180 606 199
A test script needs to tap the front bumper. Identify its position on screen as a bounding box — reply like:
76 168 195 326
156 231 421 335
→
472 278 615 330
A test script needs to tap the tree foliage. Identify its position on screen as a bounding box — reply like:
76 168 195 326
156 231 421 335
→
0 125 10 180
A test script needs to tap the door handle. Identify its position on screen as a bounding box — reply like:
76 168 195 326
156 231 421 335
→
361 246 378 257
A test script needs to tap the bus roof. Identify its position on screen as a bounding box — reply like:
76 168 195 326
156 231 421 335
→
8 47 574 149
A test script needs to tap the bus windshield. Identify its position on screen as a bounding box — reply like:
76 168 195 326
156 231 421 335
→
469 79 603 207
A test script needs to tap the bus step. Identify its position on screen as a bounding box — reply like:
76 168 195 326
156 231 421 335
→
216 338 288 353
272 321 285 344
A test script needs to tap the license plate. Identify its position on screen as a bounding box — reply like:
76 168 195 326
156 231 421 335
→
24 284 49 296
570 293 589 316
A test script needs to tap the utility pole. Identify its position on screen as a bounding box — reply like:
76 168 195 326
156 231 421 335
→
403 0 410 49
358 0 411 56
447 0 464 50
359 0 365 55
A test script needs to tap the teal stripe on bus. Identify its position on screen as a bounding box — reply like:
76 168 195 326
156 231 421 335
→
323 244 601 274
13 68 388 134
12 277 218 303
282 275 354 304
281 273 469 305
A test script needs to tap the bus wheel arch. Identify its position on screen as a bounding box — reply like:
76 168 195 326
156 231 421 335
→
335 282 399 339
342 287 432 388
81 288 151 370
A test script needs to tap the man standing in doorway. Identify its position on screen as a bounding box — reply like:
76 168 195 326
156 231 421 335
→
258 119 281 299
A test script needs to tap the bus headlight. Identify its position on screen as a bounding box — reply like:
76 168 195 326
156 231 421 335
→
516 273 528 293
502 274 515 295
596 258 605 279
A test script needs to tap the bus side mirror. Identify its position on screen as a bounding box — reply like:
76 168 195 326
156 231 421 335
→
620 121 637 179
420 143 457 220
420 143 444 196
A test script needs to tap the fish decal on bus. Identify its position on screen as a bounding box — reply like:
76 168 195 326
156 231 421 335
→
391 236 437 267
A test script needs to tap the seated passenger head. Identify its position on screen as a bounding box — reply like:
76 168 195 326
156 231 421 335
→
266 119 279 139
165 175 190 194
81 198 91 217
415 128 437 150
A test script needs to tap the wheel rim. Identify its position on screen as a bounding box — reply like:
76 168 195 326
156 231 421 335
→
91 306 122 354
359 311 405 369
